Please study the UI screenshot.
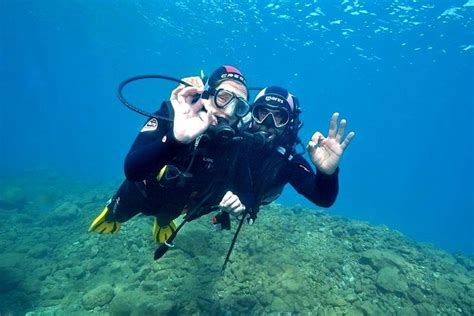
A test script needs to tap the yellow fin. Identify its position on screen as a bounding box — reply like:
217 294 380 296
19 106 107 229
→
89 206 121 234
153 217 176 244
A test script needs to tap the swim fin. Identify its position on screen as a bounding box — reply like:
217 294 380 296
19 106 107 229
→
88 206 121 234
152 217 176 244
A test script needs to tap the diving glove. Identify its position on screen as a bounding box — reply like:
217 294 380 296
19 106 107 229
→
152 217 177 244
89 205 121 234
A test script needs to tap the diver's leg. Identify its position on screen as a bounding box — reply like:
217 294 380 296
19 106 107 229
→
89 180 143 234
148 202 184 244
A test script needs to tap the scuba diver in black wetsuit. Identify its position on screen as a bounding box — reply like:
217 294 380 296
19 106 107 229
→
89 66 252 244
214 86 355 226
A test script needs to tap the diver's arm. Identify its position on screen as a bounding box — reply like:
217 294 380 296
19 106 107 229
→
286 155 339 207
124 103 180 181
124 128 179 181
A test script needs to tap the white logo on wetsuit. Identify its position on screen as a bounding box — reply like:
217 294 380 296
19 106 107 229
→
202 157 214 169
298 164 310 173
141 118 158 132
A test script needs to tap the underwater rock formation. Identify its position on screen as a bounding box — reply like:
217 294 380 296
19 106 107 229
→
0 180 472 315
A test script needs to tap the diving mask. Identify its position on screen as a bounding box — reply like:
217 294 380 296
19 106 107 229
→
202 88 250 118
252 104 290 128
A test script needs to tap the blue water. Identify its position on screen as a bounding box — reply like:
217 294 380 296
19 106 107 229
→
1 1 472 253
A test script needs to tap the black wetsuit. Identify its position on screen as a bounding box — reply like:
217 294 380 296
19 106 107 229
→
106 101 251 225
246 146 339 220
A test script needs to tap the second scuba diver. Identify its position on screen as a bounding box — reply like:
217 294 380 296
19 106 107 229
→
89 65 253 245
215 86 355 225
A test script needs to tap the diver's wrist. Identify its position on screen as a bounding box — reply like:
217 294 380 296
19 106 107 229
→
316 166 339 177
172 128 192 144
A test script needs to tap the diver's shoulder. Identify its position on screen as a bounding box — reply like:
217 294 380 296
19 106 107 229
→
155 101 175 121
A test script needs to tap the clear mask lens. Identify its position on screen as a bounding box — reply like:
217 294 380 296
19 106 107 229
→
214 89 249 117
215 89 235 108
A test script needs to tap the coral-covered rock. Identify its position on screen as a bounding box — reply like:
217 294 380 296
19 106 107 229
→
376 267 408 294
81 284 115 310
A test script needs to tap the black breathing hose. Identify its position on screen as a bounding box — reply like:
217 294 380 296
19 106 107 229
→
117 75 192 121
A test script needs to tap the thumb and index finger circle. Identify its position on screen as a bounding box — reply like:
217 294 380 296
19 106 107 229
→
307 131 323 153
